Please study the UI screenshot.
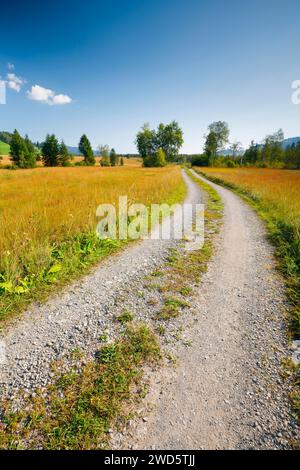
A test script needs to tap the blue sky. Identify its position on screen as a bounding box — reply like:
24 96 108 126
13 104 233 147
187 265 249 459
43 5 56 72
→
0 0 299 153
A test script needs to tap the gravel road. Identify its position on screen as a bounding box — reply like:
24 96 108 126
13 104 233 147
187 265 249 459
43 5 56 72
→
112 170 299 450
0 170 298 449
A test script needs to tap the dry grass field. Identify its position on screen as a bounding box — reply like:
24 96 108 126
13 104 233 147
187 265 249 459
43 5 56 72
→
0 155 142 167
198 168 300 230
0 165 185 319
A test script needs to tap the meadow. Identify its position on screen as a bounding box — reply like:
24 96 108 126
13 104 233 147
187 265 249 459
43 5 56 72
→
0 165 185 321
195 167 300 337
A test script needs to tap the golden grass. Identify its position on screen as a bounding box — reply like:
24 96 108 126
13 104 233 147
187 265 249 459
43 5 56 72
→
199 168 300 230
0 165 184 319
0 155 142 168
0 165 183 272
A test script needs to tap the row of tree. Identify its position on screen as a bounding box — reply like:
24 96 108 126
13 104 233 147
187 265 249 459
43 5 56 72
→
201 121 300 169
9 131 125 168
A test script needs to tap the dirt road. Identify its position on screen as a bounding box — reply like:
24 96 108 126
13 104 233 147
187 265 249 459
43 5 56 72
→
115 170 298 450
0 170 298 449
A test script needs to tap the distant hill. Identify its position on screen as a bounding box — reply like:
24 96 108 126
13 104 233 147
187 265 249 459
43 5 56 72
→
282 137 300 149
0 140 10 155
67 146 99 156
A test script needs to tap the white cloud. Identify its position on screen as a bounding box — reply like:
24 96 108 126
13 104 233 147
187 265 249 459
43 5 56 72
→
6 73 25 92
7 63 15 71
27 84 72 105
52 93 72 105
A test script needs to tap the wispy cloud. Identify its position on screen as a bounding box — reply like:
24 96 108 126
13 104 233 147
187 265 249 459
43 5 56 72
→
6 73 25 92
27 84 72 106
7 63 15 71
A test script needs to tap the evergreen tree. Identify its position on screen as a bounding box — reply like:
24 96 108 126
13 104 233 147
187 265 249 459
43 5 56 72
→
42 134 59 167
10 130 36 168
110 148 117 166
79 134 95 166
58 140 70 166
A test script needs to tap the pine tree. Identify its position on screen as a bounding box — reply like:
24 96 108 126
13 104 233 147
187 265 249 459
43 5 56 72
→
79 134 95 166
58 140 70 166
110 148 117 166
42 134 59 167
10 130 36 168
10 129 26 167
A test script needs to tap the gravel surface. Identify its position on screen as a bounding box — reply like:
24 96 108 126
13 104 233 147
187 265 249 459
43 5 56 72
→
0 170 199 397
112 170 299 450
0 170 298 449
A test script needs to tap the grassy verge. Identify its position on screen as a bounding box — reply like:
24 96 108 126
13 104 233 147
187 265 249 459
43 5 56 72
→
194 168 300 421
0 323 161 450
0 172 186 324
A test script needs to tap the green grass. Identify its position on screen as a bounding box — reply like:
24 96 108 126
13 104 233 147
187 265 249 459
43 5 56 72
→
0 140 10 156
0 323 161 450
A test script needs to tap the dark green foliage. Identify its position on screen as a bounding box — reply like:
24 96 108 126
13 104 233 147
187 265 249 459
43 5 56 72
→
120 157 124 166
42 134 59 167
10 130 36 168
79 134 95 166
109 148 117 166
58 141 70 167
0 131 13 145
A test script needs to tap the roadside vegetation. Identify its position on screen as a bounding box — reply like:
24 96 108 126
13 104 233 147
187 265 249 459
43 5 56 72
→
0 166 185 322
0 323 161 449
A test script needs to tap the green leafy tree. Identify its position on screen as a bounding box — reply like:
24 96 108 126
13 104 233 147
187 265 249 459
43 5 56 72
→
155 121 184 161
135 124 156 159
120 157 124 166
79 134 95 166
204 121 229 165
42 134 59 167
136 121 183 166
98 144 110 158
58 141 70 166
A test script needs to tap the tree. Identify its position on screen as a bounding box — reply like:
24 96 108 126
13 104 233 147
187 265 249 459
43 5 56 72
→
135 124 156 159
98 144 110 158
229 141 243 158
244 141 260 166
155 121 184 161
79 134 95 166
10 129 36 168
100 155 110 166
120 157 124 166
261 129 284 166
42 134 59 167
110 148 117 166
135 121 184 166
204 121 230 165
143 148 166 167
58 140 70 166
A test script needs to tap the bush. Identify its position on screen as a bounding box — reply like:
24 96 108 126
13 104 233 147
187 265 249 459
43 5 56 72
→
143 148 166 167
